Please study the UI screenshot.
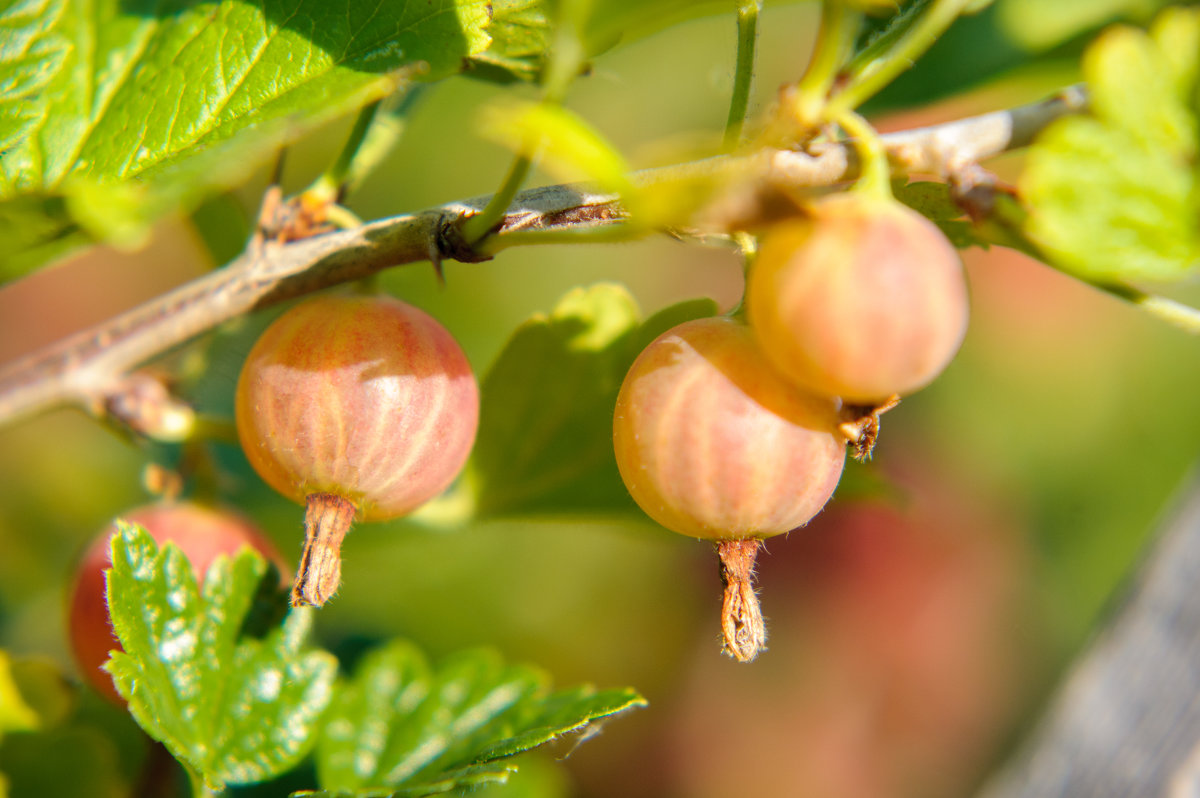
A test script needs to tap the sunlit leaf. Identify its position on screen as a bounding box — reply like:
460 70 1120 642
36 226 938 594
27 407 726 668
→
303 640 645 797
464 283 717 518
468 0 552 82
0 0 491 280
478 100 636 201
104 522 337 791
1020 8 1200 282
997 0 1162 51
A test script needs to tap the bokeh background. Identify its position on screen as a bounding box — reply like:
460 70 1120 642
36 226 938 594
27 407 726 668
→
3 1 1200 796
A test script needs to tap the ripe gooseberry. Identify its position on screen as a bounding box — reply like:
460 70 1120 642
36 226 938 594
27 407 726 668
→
747 193 969 403
235 294 479 607
67 502 286 705
613 316 846 661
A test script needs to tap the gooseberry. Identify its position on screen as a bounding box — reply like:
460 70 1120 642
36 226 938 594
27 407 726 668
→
235 294 479 607
613 316 846 661
67 502 286 705
747 194 969 403
613 316 845 540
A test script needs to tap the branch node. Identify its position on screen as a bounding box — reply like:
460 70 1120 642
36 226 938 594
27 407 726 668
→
439 213 498 265
101 371 196 443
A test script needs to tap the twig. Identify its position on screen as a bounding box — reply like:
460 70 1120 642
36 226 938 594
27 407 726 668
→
0 87 1087 429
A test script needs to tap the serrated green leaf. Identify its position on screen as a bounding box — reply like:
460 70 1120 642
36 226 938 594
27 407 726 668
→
1086 24 1196 155
300 763 515 798
104 521 337 791
0 0 491 280
1020 8 1200 282
316 643 544 792
1150 5 1200 104
307 641 644 797
476 686 645 760
467 0 551 82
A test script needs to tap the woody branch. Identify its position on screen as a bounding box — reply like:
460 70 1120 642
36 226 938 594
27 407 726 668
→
0 85 1087 430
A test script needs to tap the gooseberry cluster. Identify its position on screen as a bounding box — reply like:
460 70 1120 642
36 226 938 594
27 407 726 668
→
74 192 965 678
613 192 969 661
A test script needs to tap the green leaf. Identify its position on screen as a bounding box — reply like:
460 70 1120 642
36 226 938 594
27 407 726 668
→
0 653 39 741
0 725 129 798
304 640 645 797
892 180 988 249
579 0 749 56
478 100 635 201
0 0 491 281
1020 8 1200 283
458 283 716 518
468 0 551 82
104 521 337 791
0 659 142 798
997 0 1162 51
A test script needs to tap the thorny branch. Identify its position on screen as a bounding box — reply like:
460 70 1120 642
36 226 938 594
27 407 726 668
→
0 86 1088 430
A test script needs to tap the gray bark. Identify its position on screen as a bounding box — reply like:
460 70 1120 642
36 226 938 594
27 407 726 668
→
978 474 1200 798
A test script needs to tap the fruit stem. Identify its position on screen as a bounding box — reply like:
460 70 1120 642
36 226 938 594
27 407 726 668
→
307 87 425 204
308 100 381 205
293 493 357 607
717 539 766 662
825 0 974 118
789 0 860 131
835 109 893 200
723 0 763 151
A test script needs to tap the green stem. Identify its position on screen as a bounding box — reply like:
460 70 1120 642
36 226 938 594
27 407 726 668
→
726 231 757 322
826 0 972 116
791 0 860 128
835 110 892 198
723 0 762 151
309 101 381 202
460 155 534 245
1097 284 1200 335
185 764 222 798
462 2 588 247
542 2 587 104
307 87 425 204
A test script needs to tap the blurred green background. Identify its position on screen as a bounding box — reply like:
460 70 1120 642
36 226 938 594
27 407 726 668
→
2 1 1199 796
